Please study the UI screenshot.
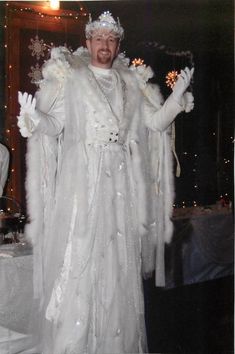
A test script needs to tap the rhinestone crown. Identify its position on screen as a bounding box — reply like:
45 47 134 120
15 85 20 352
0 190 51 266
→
85 11 124 40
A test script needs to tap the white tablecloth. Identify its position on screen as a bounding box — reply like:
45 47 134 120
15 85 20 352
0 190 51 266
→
0 243 36 354
166 208 234 287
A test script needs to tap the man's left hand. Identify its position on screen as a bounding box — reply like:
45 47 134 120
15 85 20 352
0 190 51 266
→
173 67 194 104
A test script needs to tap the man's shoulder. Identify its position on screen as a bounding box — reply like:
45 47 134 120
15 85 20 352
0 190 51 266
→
67 65 90 85
112 53 135 78
116 66 141 91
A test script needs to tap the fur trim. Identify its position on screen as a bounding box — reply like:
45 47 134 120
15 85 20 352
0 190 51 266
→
25 133 45 298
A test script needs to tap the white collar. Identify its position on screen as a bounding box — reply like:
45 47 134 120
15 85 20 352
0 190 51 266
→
88 64 113 76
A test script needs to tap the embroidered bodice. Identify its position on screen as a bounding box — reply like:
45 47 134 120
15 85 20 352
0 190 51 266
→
85 65 124 145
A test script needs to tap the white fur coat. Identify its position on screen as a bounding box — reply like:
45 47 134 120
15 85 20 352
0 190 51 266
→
25 47 180 299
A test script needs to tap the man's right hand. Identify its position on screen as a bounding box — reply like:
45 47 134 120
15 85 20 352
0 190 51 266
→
17 91 40 137
18 92 36 115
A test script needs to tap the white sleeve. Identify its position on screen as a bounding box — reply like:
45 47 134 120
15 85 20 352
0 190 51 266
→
143 93 183 132
34 80 65 137
0 144 9 196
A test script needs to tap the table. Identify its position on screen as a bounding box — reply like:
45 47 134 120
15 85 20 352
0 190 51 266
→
0 242 34 354
165 207 234 288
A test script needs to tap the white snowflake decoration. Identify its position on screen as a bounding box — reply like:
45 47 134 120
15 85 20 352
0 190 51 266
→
28 63 43 84
28 35 47 60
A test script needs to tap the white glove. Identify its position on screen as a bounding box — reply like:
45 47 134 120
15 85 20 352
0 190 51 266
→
182 91 194 113
17 91 40 137
172 67 194 105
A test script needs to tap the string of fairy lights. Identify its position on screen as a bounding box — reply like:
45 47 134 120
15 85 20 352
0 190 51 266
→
0 3 233 210
5 2 88 20
2 5 13 201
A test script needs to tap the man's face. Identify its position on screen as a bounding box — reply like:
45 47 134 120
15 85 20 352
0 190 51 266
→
86 30 120 69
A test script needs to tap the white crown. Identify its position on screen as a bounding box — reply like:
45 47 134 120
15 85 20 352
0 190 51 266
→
85 11 124 40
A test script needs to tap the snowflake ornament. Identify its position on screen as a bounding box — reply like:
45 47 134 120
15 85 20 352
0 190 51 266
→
28 35 47 60
28 63 43 84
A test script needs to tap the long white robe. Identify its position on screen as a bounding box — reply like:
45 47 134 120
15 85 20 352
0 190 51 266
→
25 48 183 354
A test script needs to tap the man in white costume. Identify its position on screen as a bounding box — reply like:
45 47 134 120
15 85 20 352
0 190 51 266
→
0 143 9 196
17 11 194 354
